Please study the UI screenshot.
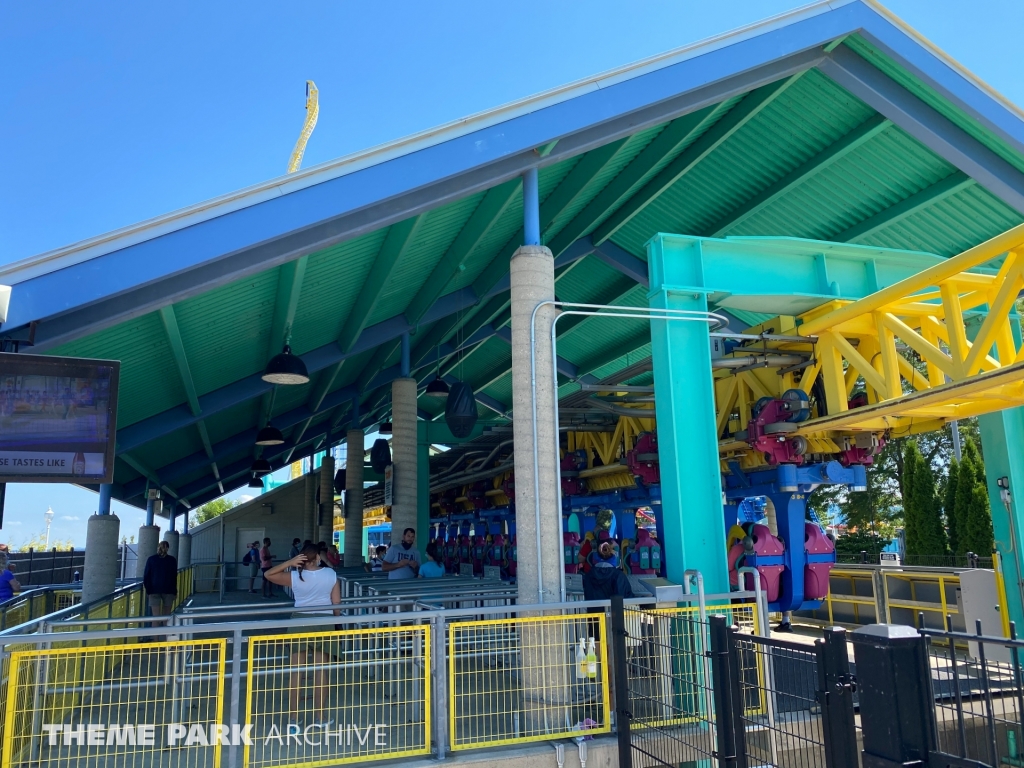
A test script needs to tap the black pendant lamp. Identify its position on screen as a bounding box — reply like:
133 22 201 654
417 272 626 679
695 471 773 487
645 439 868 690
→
425 376 450 398
247 474 265 489
250 458 272 476
378 420 393 435
262 345 309 385
255 424 285 446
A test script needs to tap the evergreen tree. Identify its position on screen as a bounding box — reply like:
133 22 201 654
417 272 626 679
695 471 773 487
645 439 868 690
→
903 443 948 558
963 483 995 556
962 437 986 486
953 454 977 557
944 459 960 554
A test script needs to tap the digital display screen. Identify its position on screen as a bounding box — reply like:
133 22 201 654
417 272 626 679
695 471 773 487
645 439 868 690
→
0 353 120 483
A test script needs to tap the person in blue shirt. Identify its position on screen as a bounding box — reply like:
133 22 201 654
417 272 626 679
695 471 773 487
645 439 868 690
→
419 542 446 579
0 553 20 602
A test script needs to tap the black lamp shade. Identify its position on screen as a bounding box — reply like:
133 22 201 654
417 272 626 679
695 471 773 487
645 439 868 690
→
424 376 450 398
255 424 285 446
247 474 265 489
262 345 309 385
251 458 272 476
378 421 393 435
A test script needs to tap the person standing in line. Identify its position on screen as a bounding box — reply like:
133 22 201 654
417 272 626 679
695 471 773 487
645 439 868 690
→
245 541 261 593
143 541 178 616
285 538 301 597
418 542 445 579
382 528 421 580
260 538 275 598
0 552 21 602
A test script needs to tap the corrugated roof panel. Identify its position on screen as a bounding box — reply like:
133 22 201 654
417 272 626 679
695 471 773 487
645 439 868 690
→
289 228 390 354
49 311 188 427
132 428 202 477
543 123 668 240
368 195 485 325
174 269 279 397
843 35 1024 177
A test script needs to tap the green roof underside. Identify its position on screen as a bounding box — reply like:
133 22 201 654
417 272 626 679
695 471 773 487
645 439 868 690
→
49 38 1024 507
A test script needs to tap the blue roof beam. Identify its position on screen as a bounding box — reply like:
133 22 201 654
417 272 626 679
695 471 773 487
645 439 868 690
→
818 45 1024 217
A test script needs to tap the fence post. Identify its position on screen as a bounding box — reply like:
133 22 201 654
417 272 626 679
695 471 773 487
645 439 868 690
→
709 616 746 768
431 614 449 760
816 627 859 768
849 624 936 767
609 595 633 768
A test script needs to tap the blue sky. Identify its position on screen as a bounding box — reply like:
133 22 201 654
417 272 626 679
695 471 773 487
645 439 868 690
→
1 0 1021 546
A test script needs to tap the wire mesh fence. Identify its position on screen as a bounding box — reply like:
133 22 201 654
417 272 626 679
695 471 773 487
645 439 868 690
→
924 619 1024 768
245 625 431 768
2 639 226 768
447 612 611 749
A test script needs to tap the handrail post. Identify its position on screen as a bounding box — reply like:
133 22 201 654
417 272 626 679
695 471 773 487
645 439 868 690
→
432 614 448 760
228 626 243 768
609 595 633 768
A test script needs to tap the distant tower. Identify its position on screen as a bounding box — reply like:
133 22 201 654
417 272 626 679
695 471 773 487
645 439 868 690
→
44 506 54 549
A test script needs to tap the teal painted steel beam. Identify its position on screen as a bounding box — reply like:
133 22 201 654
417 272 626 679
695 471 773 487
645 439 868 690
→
834 171 976 243
405 181 519 326
705 114 892 237
592 76 803 246
119 452 181 505
646 236 729 591
158 304 223 483
546 103 728 259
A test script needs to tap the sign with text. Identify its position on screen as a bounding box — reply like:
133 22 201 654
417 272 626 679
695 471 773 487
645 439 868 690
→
383 464 393 507
0 353 120 483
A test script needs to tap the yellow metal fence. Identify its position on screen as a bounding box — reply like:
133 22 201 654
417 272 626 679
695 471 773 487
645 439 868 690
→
448 612 611 749
2 639 226 768
245 625 431 768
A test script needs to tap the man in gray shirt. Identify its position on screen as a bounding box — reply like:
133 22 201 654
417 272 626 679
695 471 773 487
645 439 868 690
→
383 528 421 580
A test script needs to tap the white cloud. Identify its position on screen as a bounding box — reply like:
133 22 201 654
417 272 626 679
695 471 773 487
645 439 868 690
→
60 516 79 521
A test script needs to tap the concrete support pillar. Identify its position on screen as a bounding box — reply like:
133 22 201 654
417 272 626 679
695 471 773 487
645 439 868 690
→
345 429 365 565
647 238 729 593
319 454 336 544
391 377 419 543
178 533 192 568
164 530 180 563
303 471 316 544
136 525 160 579
510 244 563 605
82 512 120 605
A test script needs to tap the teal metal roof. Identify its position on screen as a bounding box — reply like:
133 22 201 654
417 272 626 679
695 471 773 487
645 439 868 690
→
7 0 1024 511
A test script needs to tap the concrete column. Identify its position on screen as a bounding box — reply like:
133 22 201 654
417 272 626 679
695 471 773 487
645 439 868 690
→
345 429 365 565
391 377 419 542
164 530 180 563
178 534 192 568
303 471 316 543
136 525 160 579
319 454 336 544
82 513 120 605
510 244 563 605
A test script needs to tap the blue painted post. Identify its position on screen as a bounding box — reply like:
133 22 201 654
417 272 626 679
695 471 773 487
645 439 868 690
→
401 333 411 378
168 501 176 533
646 236 729 593
145 496 155 526
98 483 113 515
522 168 540 246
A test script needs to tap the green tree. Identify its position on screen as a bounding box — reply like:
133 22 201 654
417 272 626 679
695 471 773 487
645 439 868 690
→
953 453 979 557
944 459 960 554
190 498 238 527
15 533 74 551
962 438 986 486
962 483 995 556
902 442 947 558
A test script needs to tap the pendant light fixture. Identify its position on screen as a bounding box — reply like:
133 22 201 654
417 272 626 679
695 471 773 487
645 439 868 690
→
262 345 309 385
247 474 265 489
250 458 272 476
378 420 393 435
425 345 450 398
255 424 285 446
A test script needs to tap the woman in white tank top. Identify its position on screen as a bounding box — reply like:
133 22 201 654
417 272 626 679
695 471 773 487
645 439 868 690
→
263 543 341 722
